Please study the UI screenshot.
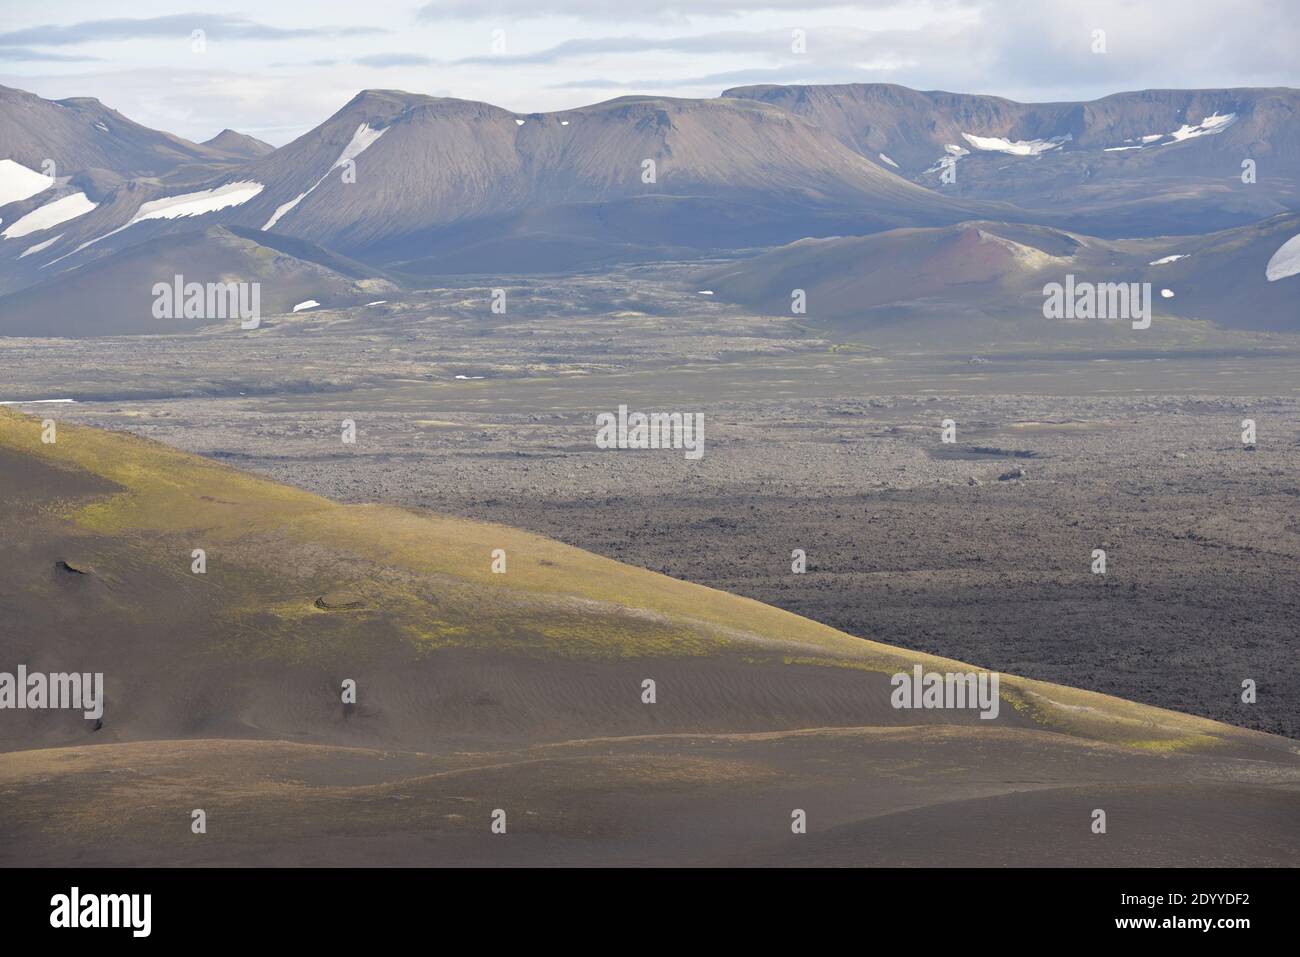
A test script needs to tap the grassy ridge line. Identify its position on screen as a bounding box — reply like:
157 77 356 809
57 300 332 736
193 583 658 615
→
0 408 1266 749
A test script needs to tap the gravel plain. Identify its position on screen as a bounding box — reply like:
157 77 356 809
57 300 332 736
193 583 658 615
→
7 273 1298 736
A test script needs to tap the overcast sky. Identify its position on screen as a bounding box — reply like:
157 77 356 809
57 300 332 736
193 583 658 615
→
1 0 1296 146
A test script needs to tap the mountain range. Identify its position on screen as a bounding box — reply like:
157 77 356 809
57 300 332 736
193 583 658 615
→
725 84 1300 234
0 81 1296 337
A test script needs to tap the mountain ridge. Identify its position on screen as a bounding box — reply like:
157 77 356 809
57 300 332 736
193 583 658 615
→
2 80 1297 324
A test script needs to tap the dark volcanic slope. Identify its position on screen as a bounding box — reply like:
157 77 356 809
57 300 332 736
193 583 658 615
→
1 410 1296 866
225 90 994 269
700 213 1300 338
0 226 395 336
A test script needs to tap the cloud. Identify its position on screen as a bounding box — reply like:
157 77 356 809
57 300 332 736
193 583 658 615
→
546 78 629 89
470 23 976 94
417 0 924 21
526 2 1300 105
455 26 965 66
0 14 385 47
0 48 103 63
270 59 342 68
456 32 775 65
981 0 1300 94
550 62 902 91
355 53 437 68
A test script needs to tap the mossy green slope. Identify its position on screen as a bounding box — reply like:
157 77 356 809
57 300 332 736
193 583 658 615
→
0 407 1284 753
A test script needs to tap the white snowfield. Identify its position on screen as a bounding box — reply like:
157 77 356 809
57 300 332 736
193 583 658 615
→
925 144 969 174
1105 112 1237 152
19 234 62 258
263 122 387 231
1169 111 1237 142
2 192 97 239
878 153 899 168
1149 254 1189 265
262 191 311 232
0 159 53 207
132 181 264 222
47 180 265 266
292 299 320 312
333 122 386 170
961 132 1071 156
1265 233 1300 282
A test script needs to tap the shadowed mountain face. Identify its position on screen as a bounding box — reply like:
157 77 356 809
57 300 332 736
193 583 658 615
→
0 226 395 336
0 410 1297 866
701 212 1300 341
725 84 1300 235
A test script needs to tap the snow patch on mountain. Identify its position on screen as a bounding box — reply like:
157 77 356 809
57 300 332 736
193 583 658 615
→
133 181 264 222
1105 113 1237 152
18 234 62 258
961 133 1071 156
2 192 97 239
1169 112 1237 142
263 123 387 231
333 122 386 170
1265 233 1300 282
0 159 53 207
263 190 312 231
48 180 265 265
925 145 969 174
